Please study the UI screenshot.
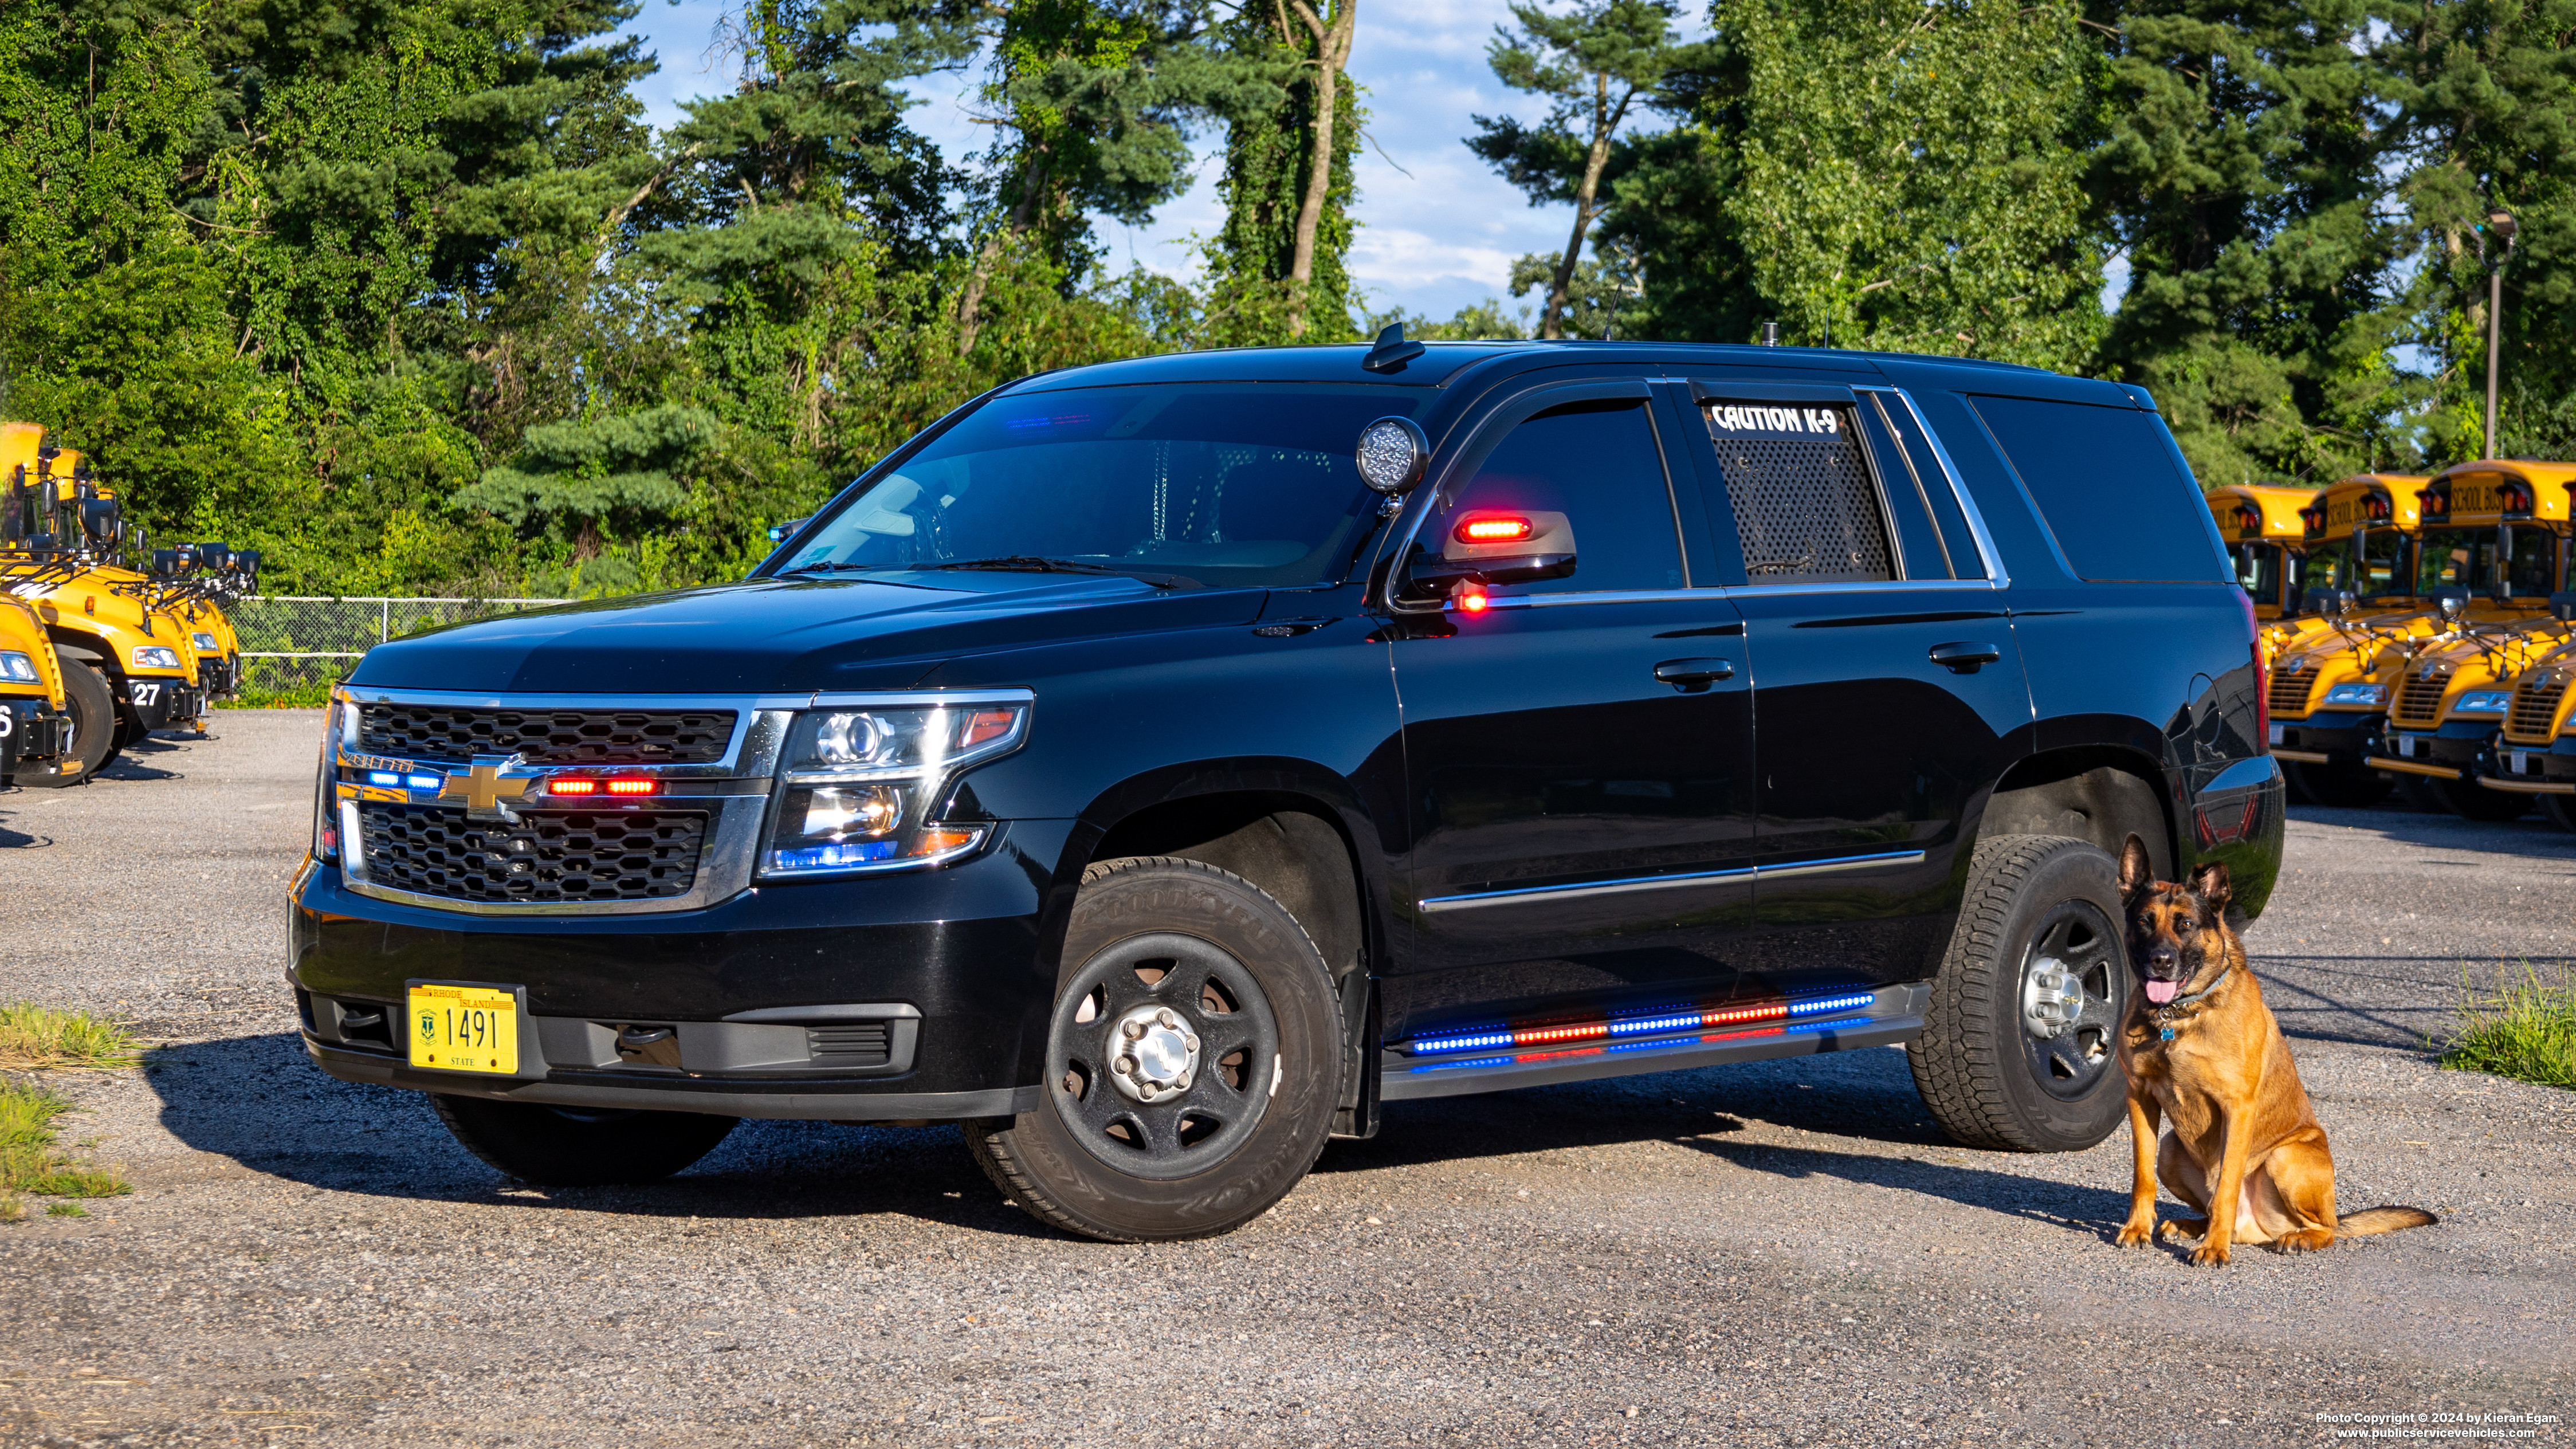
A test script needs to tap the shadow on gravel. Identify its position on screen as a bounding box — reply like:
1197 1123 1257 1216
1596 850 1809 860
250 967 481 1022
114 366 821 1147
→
139 1030 1050 1238
0 804 51 847
1676 1135 2135 1238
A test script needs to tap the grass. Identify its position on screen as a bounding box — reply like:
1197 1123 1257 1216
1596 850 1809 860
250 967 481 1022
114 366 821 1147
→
0 1002 142 1071
219 683 333 709
0 1081 132 1214
2439 967 2576 1091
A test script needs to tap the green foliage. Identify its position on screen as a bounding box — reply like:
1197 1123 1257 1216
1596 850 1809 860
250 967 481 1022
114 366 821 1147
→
2440 966 2576 1090
1200 7 1359 346
0 1081 131 1205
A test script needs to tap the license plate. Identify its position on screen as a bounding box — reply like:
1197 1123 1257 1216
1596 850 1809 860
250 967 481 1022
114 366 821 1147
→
2512 750 2531 773
407 983 520 1075
2398 736 2416 757
2268 722 2285 747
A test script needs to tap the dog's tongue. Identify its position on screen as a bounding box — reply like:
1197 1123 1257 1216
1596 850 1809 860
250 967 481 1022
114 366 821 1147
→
2145 980 2180 1004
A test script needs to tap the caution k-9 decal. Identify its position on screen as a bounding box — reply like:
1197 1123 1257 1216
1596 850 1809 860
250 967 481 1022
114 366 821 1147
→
1702 402 1849 439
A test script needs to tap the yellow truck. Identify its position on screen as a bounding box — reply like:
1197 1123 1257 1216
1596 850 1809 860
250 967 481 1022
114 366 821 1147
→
2383 458 2576 821
2210 482 2312 621
2264 474 2435 806
1 425 207 781
0 590 77 786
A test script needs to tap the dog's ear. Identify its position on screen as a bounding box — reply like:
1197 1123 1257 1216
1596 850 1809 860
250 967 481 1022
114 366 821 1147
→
2117 835 2154 896
2189 859 2233 913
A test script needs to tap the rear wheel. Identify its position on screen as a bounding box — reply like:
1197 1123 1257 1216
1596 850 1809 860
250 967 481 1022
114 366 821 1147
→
1909 834 2130 1153
2283 759 2390 808
14 657 115 788
2434 776 2531 822
964 857 1342 1242
431 1095 737 1186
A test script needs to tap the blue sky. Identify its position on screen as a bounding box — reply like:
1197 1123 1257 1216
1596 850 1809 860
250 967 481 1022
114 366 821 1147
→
615 0 1583 323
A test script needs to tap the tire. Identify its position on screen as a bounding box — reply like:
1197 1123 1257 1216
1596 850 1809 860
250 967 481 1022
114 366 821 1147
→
2394 773 2443 812
2283 758 2390 808
2433 776 2531 822
2542 794 2576 833
964 856 1343 1243
430 1094 737 1187
14 658 115 788
1908 834 2130 1153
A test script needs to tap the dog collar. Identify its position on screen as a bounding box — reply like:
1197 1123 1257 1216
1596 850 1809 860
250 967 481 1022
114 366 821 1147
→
2146 963 2233 1039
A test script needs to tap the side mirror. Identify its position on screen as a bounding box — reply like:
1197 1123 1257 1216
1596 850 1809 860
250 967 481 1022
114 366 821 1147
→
154 548 193 577
2550 591 2576 623
79 497 119 549
235 548 261 584
195 541 231 571
1404 510 1578 599
767 517 811 543
2430 585 2469 622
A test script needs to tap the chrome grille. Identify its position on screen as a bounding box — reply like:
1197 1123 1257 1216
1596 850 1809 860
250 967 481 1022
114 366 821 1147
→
358 705 736 765
2508 676 2569 742
2267 665 2319 718
2393 669 2448 728
355 802 706 902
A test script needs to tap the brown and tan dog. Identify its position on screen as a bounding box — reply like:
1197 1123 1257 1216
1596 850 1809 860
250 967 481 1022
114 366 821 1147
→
2112 839 2435 1265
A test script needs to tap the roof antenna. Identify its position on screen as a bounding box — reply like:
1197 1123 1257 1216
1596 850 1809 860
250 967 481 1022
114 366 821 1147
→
1760 321 1779 347
1362 323 1426 374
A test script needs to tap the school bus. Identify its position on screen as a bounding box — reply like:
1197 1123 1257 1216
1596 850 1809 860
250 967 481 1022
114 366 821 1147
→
2208 483 2312 620
2264 474 2435 806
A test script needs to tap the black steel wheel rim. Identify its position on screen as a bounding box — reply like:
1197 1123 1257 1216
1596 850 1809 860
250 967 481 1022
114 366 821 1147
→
1047 932 1281 1181
2017 901 2122 1100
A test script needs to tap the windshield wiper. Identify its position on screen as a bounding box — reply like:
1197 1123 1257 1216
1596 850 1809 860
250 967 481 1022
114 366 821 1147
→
932 556 1197 589
780 560 890 574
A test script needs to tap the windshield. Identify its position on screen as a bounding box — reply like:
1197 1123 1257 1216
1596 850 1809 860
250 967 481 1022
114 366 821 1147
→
775 384 1423 588
2306 532 2408 597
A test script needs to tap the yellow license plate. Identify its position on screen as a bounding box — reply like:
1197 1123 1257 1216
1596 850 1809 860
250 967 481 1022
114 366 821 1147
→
407 984 520 1075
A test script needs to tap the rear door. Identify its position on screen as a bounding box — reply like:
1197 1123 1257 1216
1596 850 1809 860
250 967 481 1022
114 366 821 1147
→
1668 380 2033 995
1383 378 1755 1038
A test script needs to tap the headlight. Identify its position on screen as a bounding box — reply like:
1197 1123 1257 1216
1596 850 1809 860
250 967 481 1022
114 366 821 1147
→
2455 691 2514 715
131 646 182 670
760 700 1029 877
191 631 219 652
2321 683 2387 706
0 652 36 684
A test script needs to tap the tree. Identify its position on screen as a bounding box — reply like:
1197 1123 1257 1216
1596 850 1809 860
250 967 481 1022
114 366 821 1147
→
1200 1 1359 343
1468 0 1699 339
2087 0 2412 484
2379 0 2576 464
1712 0 2104 367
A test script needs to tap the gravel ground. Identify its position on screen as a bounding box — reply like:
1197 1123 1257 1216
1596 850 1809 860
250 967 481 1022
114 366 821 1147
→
1 709 2570 1447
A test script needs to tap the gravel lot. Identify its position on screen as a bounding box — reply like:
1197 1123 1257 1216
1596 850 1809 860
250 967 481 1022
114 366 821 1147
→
2 709 2571 1447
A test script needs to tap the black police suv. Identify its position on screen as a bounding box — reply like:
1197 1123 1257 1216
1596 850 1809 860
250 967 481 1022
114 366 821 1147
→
291 334 2283 1241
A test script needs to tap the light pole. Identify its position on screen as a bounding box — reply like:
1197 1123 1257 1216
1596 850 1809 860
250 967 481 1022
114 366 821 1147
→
2483 207 2517 461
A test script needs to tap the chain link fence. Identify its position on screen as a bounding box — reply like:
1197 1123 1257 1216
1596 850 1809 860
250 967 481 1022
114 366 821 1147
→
230 596 568 694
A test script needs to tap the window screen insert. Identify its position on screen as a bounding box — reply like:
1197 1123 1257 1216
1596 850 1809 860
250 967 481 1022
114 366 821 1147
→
1702 400 1894 583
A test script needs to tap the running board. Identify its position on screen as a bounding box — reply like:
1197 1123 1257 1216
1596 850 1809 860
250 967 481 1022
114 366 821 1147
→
1379 983 1929 1102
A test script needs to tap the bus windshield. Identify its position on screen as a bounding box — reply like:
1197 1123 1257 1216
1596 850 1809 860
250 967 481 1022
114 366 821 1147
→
2304 532 2408 597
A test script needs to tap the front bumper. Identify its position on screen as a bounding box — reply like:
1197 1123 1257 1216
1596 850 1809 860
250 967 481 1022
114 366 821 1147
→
2479 736 2576 794
2 699 72 775
2372 722 2495 780
2269 710 2382 767
288 819 1074 1117
121 674 203 729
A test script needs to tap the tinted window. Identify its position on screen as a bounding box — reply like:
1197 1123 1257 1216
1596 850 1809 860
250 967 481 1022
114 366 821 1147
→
1868 393 1985 578
2414 528 2495 593
1411 399 1682 595
1969 396 2227 583
780 384 1419 588
1701 400 1892 583
2306 533 2410 598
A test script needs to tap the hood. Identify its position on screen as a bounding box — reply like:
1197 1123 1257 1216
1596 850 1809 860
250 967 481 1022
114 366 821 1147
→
346 572 1271 694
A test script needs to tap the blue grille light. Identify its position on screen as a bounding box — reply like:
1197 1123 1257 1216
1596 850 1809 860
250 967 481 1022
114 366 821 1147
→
406 774 441 791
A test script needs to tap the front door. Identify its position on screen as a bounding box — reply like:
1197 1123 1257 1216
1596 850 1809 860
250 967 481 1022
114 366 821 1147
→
1384 383 1755 1040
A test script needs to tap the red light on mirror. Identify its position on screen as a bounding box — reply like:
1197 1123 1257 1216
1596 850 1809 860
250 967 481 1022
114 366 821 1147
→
1456 516 1534 544
1455 583 1491 614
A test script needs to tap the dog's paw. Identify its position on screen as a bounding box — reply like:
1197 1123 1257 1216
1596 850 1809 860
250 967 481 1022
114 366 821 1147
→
2158 1218 2207 1244
2276 1228 2334 1255
2115 1219 2157 1247
2189 1239 2233 1268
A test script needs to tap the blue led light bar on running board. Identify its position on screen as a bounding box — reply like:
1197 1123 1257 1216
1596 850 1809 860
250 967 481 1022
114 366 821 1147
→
1399 987 1881 1057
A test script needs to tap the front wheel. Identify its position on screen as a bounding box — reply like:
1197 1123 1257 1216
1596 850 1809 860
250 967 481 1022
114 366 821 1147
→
2433 776 2531 822
964 856 1343 1242
431 1095 736 1186
1909 834 2130 1153
2542 794 2576 834
14 658 115 788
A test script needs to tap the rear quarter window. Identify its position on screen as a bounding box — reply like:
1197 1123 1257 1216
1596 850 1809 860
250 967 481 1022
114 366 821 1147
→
1968 395 2227 583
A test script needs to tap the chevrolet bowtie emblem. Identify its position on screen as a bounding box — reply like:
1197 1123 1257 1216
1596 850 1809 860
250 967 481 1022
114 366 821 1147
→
439 753 540 820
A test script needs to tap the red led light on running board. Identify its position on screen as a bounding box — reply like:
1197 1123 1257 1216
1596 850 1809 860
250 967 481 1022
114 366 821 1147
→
1457 516 1534 544
604 778 659 796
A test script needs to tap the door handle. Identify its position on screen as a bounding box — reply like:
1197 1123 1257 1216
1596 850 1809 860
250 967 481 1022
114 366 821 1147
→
1654 657 1735 690
1929 641 2004 674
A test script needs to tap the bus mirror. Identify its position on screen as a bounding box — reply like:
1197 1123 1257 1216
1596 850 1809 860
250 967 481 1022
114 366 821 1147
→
2552 592 2576 623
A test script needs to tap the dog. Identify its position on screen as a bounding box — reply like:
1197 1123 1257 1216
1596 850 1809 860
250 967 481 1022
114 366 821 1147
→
2113 838 2435 1265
